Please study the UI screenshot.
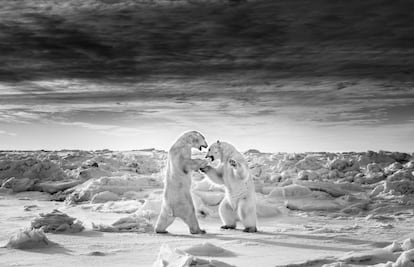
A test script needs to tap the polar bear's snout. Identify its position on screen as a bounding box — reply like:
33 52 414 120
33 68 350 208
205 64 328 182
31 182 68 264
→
197 134 208 151
199 144 207 151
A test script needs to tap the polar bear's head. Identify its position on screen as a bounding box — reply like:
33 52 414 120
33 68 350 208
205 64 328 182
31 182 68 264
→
206 141 248 177
179 131 208 151
205 140 223 162
205 140 238 162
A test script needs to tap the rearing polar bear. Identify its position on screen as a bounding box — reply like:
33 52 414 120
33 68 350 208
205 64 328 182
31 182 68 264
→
154 131 208 234
201 141 257 232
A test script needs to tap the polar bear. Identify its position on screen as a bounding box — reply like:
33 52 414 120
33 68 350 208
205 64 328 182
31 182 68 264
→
201 141 257 232
154 131 208 234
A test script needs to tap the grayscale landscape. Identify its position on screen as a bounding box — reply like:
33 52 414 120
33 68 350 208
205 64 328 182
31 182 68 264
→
0 0 413 266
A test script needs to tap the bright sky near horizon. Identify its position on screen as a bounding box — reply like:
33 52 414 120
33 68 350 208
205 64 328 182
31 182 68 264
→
1 0 414 153
0 77 413 153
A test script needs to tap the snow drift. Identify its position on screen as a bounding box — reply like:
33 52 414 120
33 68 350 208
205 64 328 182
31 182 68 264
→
92 213 153 232
4 229 55 249
153 243 236 267
183 242 236 257
31 209 84 233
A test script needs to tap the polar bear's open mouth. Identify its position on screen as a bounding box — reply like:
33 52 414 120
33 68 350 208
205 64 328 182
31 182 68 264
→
206 155 214 161
199 145 207 151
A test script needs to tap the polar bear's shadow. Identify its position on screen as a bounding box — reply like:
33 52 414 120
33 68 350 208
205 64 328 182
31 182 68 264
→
167 230 363 253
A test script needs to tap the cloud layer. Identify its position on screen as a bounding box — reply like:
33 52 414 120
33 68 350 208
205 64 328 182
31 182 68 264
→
1 77 413 152
0 0 413 152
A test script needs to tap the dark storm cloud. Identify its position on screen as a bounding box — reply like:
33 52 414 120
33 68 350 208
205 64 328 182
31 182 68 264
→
383 104 414 125
1 0 414 82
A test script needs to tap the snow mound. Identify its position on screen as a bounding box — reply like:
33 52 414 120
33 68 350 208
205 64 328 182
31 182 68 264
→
268 184 312 199
67 175 161 203
294 181 348 197
334 239 414 267
5 229 55 249
328 157 358 172
183 242 236 257
387 170 414 182
119 150 166 174
265 183 366 212
60 149 165 178
321 263 362 267
286 198 342 211
87 251 106 256
295 155 326 171
92 213 153 232
393 249 414 267
384 162 404 175
91 191 120 203
402 238 414 251
0 158 67 182
122 190 151 200
135 190 163 218
31 209 84 233
297 170 320 180
78 167 112 180
384 180 414 195
256 199 285 217
1 177 36 192
153 243 236 267
339 243 400 264
1 176 80 194
326 249 414 267
89 200 142 213
34 180 82 194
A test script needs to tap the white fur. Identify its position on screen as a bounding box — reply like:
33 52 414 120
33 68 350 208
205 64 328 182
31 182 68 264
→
202 141 258 232
154 131 208 234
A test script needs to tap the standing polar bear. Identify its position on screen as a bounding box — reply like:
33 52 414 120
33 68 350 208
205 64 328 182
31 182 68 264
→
154 131 208 234
201 141 257 232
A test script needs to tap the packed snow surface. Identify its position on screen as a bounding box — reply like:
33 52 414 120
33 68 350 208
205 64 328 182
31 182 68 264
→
0 149 413 266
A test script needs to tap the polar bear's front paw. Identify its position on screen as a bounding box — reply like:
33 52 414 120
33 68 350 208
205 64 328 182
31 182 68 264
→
199 165 211 173
193 159 208 169
229 159 237 167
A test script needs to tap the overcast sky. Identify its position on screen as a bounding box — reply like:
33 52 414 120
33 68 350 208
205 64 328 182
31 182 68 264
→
1 77 413 152
1 1 413 152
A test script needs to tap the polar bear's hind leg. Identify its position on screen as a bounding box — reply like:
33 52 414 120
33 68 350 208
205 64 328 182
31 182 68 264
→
219 199 238 229
183 214 206 234
154 207 175 234
179 196 206 234
238 198 257 233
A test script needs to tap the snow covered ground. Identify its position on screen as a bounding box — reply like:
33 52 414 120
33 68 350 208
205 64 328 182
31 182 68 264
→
0 149 413 266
